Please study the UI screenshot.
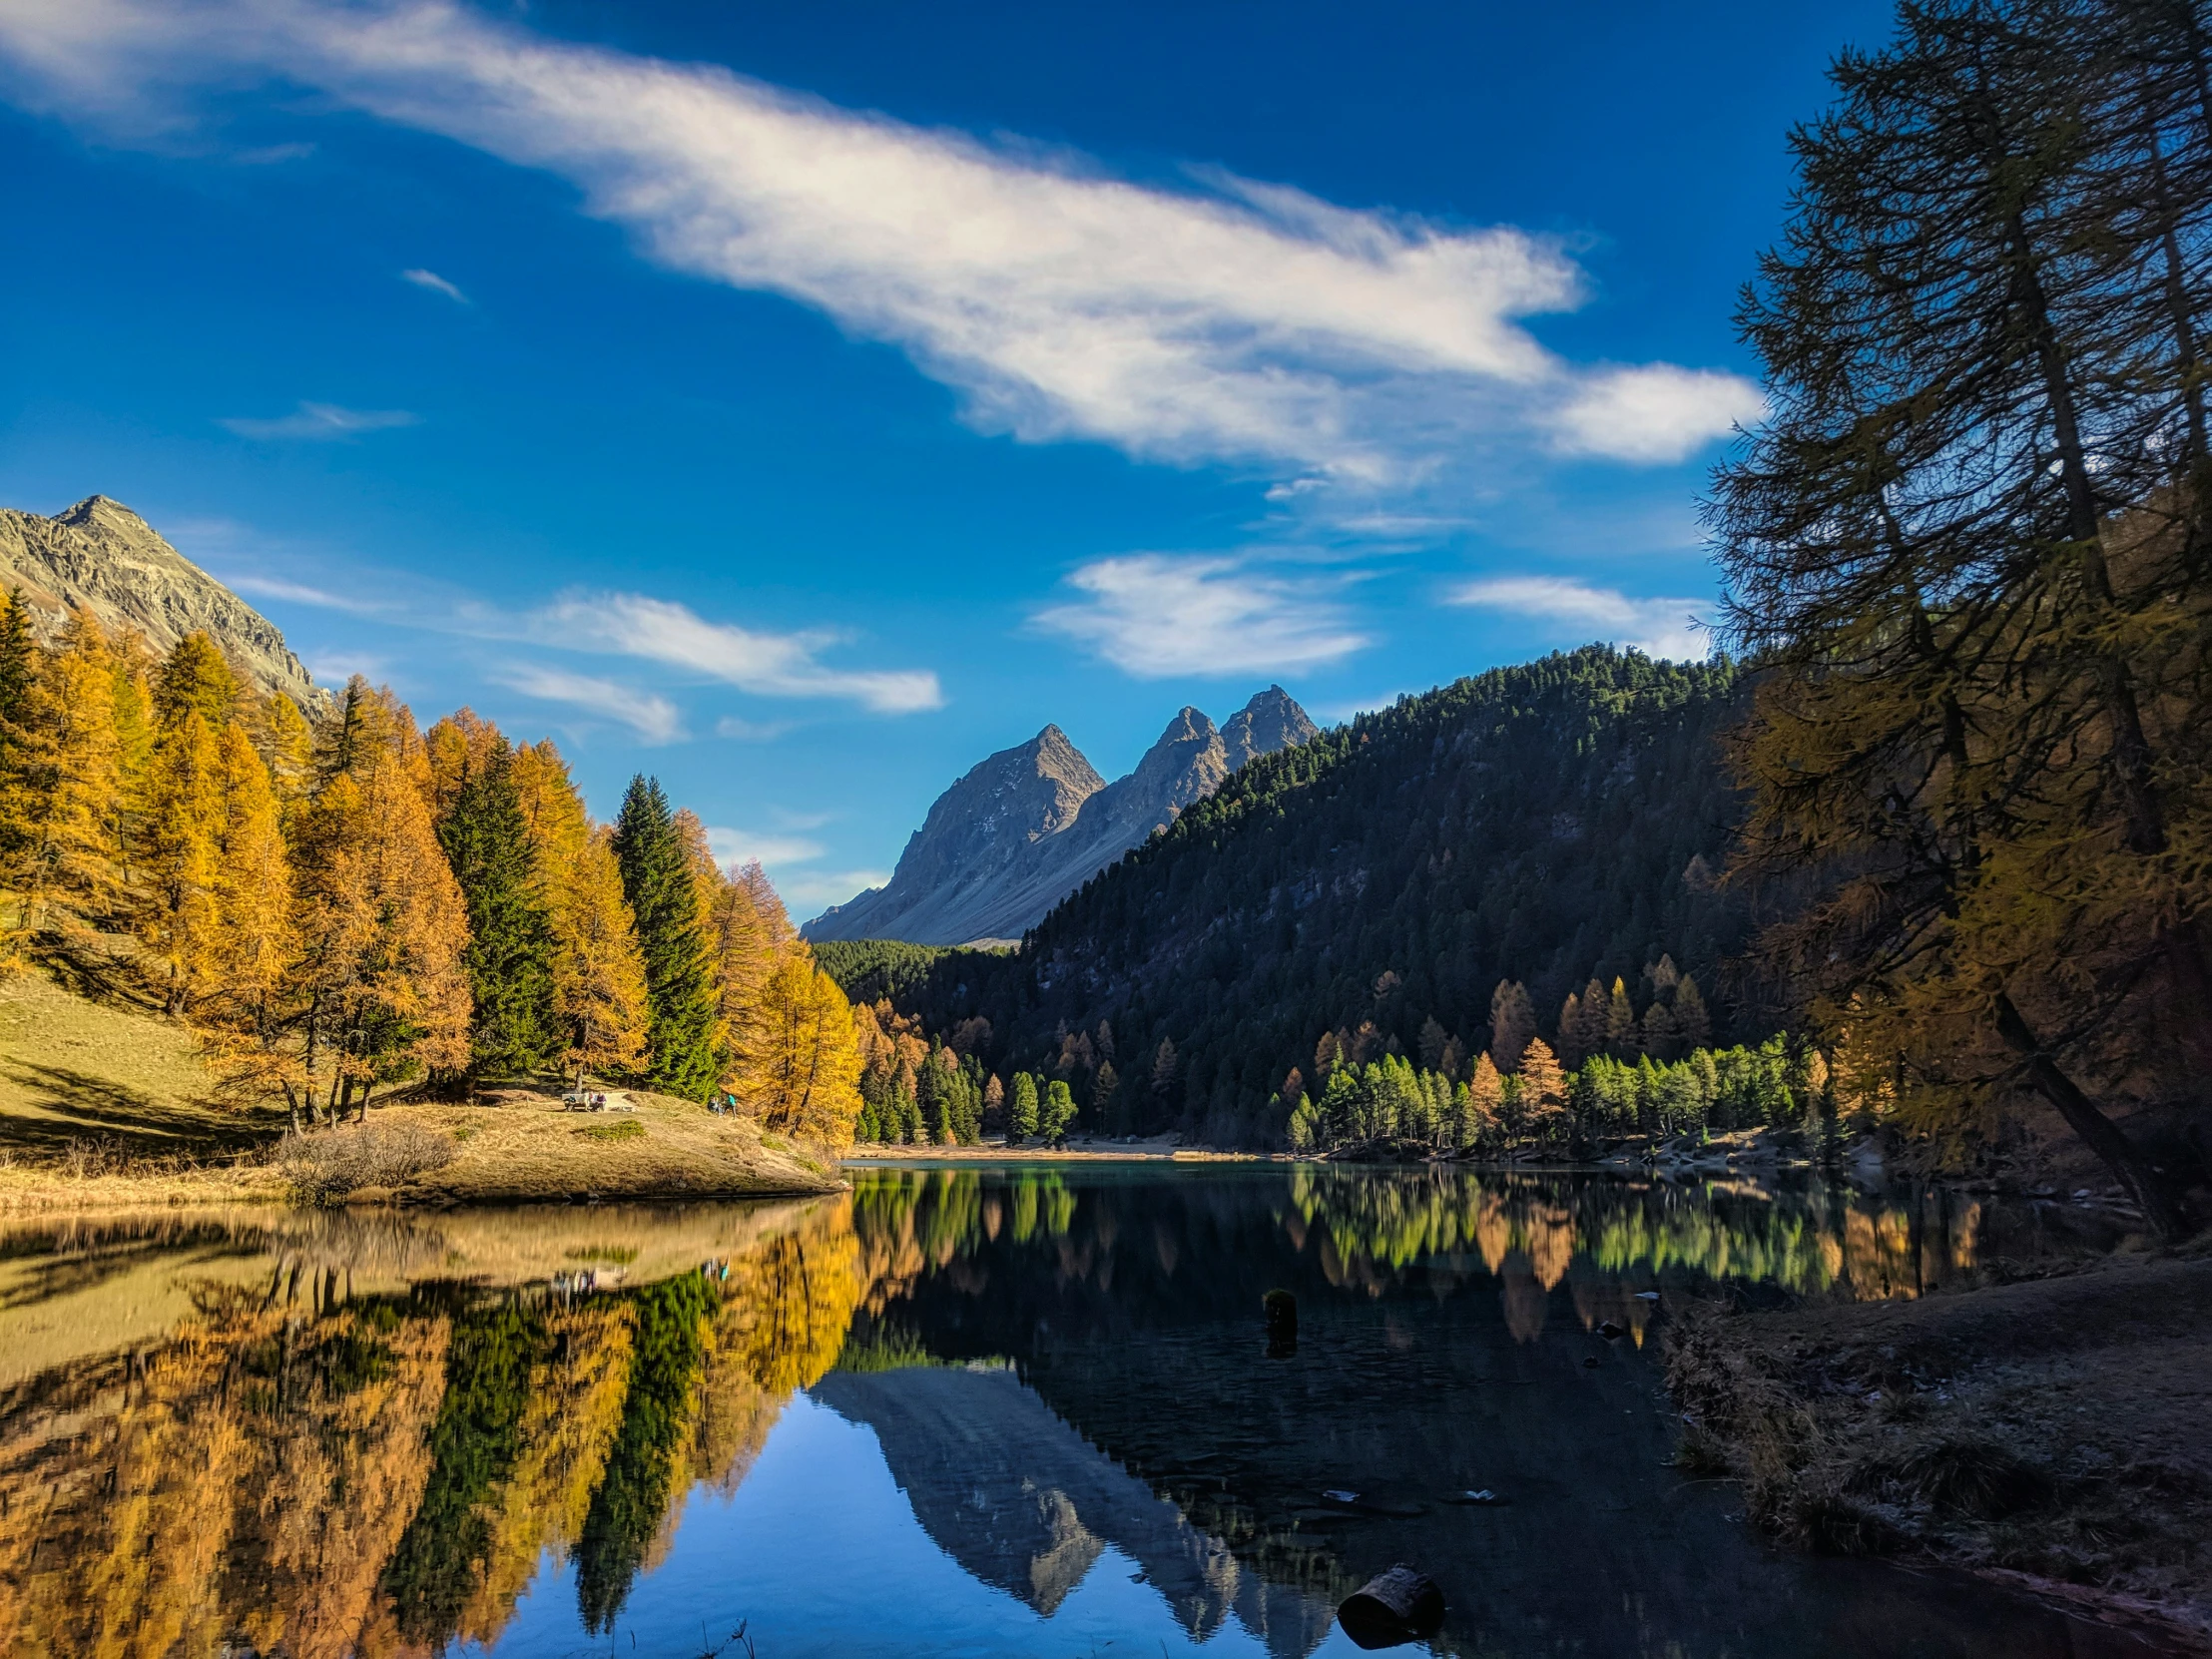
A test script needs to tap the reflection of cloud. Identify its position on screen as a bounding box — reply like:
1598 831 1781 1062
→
1 0 1757 486
220 401 418 441
400 267 466 301
493 664 685 743
703 826 825 868
1033 553 1367 678
1446 576 1709 661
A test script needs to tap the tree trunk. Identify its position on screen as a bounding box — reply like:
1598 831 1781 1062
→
1992 992 2185 1238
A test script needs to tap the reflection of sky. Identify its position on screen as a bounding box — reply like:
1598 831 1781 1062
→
480 1395 1372 1658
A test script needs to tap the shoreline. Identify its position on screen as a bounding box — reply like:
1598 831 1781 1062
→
1664 1247 2212 1650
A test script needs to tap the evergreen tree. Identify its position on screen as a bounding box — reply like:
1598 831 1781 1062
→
1039 1078 1078 1143
438 737 559 1078
1010 1071 1040 1140
1675 974 1713 1050
610 775 720 1100
1604 977 1639 1057
1488 979 1535 1071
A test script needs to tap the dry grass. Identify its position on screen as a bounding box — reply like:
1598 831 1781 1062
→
0 967 840 1210
1664 1252 2212 1646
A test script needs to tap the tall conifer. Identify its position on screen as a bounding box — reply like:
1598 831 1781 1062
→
438 737 559 1078
611 775 720 1099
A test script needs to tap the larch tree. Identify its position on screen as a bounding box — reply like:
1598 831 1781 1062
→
510 742 649 1087
610 775 720 1100
200 723 300 1118
748 944 864 1147
1712 0 2212 1232
137 707 224 1014
9 609 124 939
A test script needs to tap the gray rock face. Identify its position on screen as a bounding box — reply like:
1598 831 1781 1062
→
0 496 323 708
805 687 1318 946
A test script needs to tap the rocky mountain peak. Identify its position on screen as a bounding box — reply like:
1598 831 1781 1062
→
806 687 1318 946
0 495 323 709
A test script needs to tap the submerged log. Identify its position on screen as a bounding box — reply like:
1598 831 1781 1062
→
1338 1565 1444 1649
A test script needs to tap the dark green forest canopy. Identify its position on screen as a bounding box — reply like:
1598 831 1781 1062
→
814 938 1010 1008
868 647 1756 1145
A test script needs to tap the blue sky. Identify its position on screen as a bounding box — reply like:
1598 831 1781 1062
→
0 0 1894 916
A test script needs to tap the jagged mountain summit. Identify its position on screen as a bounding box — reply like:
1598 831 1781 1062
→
0 495 322 708
805 687 1318 946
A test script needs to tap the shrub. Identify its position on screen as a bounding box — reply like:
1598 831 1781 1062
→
276 1122 456 1202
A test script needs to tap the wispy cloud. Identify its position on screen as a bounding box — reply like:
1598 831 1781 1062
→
219 401 418 441
0 0 1758 488
1033 553 1369 678
213 548 938 717
779 868 892 908
493 664 685 743
1446 576 1711 660
703 826 825 869
1551 365 1763 464
543 592 942 714
400 267 466 301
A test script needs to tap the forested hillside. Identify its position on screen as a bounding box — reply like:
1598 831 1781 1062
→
854 648 1756 1147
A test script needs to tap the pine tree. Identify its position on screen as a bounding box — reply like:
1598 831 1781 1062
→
1674 974 1713 1050
1039 1078 1078 1143
1604 977 1639 1057
1488 979 1535 1071
611 775 720 1100
438 736 559 1078
1010 1071 1040 1140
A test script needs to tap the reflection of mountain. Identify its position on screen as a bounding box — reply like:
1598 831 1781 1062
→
842 1167 2133 1659
813 1363 1334 1659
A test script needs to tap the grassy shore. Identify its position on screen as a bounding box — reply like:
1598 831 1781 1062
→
1665 1246 2212 1649
0 968 840 1210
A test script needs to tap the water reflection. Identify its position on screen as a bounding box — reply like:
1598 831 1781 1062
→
0 1169 2142 1658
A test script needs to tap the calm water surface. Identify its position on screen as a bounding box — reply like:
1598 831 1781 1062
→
0 1164 2148 1658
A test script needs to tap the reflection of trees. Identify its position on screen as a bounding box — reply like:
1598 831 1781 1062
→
1285 1166 1990 1309
0 1198 871 1657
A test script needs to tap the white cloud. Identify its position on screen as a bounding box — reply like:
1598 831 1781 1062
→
220 401 418 440
304 651 388 684
541 591 942 713
703 825 825 869
1446 576 1711 660
493 663 685 743
400 266 466 301
714 715 794 742
0 0 1758 484
1551 365 1765 463
779 868 893 909
1033 553 1369 678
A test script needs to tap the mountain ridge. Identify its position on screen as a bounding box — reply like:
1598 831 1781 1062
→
0 495 322 708
805 687 1318 947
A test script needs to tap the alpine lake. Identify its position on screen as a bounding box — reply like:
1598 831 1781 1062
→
0 1162 2156 1659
